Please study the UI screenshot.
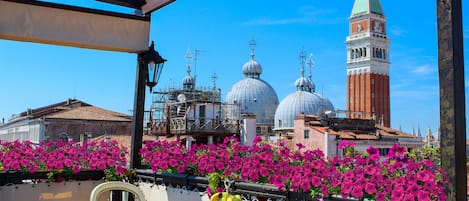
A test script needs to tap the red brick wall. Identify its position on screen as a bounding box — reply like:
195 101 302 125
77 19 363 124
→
347 73 390 127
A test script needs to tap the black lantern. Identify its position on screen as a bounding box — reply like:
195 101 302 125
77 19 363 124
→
141 41 167 92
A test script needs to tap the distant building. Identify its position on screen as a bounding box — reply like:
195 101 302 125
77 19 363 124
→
286 114 424 159
0 99 132 144
346 0 390 126
150 49 239 147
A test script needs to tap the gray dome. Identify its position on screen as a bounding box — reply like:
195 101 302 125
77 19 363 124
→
295 77 314 92
242 53 262 78
183 75 194 85
182 75 194 90
274 91 335 130
226 77 279 124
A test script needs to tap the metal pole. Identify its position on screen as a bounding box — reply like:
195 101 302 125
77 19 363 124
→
130 53 146 169
437 0 466 200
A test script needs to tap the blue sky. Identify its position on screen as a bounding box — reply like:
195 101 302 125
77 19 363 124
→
0 0 467 136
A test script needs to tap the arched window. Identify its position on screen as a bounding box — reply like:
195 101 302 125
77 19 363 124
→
363 47 367 57
372 47 376 57
256 127 261 135
268 127 273 134
59 132 69 142
383 49 386 59
351 50 355 59
359 48 363 57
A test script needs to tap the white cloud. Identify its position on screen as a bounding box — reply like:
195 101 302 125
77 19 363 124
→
243 5 341 26
412 65 435 75
389 26 406 37
243 18 314 26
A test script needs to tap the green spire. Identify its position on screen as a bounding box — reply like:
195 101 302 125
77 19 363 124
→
351 0 384 16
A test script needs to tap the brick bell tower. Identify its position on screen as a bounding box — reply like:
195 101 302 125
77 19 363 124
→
346 0 390 127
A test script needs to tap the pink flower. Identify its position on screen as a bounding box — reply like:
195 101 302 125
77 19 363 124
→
351 186 363 198
338 140 355 149
252 136 262 145
300 180 310 191
296 143 305 150
72 165 81 173
365 182 376 194
417 190 430 201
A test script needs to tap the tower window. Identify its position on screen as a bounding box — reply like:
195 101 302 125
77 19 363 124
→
350 98 353 103
363 47 367 57
372 93 375 99
371 79 374 84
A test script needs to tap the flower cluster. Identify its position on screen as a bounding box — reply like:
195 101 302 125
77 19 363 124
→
0 140 128 181
141 137 449 201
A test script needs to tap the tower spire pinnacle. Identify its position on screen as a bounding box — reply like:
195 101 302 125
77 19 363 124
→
299 49 306 77
249 38 256 60
184 48 193 76
306 53 315 80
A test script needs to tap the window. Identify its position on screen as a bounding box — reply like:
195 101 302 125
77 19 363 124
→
59 133 69 142
199 105 206 117
379 148 390 156
372 93 375 99
256 127 261 135
304 130 310 139
371 79 374 85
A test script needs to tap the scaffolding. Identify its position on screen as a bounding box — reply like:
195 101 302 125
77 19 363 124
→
147 85 240 144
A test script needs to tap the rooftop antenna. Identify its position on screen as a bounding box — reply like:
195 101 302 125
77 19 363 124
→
211 73 218 90
193 48 207 88
249 38 256 59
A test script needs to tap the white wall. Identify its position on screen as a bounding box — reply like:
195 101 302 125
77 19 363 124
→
241 117 256 146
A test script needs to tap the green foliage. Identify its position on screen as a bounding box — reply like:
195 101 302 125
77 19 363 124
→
208 172 223 193
408 146 441 165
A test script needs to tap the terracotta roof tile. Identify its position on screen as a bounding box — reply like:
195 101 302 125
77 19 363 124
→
45 106 131 121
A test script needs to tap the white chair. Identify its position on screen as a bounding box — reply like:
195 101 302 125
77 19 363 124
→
90 181 146 201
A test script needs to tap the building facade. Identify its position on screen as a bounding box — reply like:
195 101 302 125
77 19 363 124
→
289 114 423 159
346 0 390 126
0 99 132 144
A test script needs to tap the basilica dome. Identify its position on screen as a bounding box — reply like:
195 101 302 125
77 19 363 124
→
182 64 195 90
274 64 334 130
226 51 279 125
